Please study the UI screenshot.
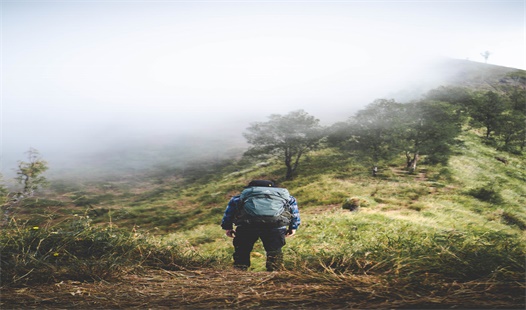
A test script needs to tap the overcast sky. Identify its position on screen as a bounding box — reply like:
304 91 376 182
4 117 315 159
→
1 0 525 175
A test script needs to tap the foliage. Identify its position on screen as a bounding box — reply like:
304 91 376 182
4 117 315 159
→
15 148 49 198
401 100 463 170
424 86 475 114
328 98 463 172
0 174 7 205
495 89 526 153
426 87 525 154
2 66 526 307
350 99 406 163
244 109 325 180
469 91 508 140
341 197 366 211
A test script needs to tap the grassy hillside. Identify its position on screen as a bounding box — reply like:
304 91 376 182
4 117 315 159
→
2 126 524 308
5 126 524 267
1 61 525 308
43 126 524 236
157 128 525 272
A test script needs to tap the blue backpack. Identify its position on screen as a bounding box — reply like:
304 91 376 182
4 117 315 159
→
234 187 292 227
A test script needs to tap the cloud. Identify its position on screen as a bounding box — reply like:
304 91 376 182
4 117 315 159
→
1 1 524 177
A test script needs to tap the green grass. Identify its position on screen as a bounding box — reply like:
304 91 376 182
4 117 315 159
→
0 216 216 286
2 129 525 286
284 210 524 280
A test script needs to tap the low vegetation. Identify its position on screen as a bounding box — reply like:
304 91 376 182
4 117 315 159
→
1 64 525 308
2 124 524 307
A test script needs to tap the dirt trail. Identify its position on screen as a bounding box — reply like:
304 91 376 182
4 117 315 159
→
1 269 524 309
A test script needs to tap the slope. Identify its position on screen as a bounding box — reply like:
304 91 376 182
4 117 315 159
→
2 128 525 309
1 60 525 309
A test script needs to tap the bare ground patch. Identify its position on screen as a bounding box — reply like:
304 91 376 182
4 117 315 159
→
1 269 524 309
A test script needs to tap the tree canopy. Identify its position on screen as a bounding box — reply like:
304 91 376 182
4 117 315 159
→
15 148 49 198
401 100 463 170
244 110 324 180
328 98 463 172
329 99 405 165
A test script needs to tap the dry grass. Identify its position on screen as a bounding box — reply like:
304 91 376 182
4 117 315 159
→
1 268 524 309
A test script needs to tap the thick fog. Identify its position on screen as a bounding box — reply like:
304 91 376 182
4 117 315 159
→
1 1 525 179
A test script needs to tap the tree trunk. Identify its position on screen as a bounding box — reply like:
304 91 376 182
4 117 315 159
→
284 147 304 180
408 153 419 173
284 148 293 180
285 166 293 180
405 151 412 168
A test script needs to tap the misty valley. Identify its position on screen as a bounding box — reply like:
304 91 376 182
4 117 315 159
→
1 61 525 309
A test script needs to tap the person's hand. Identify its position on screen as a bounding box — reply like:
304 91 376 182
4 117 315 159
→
225 229 236 238
285 229 296 237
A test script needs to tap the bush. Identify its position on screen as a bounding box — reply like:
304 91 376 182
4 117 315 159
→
342 197 369 211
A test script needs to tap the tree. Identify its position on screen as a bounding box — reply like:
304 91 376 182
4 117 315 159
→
328 99 406 168
330 98 463 173
469 91 508 140
480 51 491 64
15 148 49 197
495 89 526 152
400 100 463 171
425 86 475 116
495 112 526 152
328 99 412 176
244 110 324 180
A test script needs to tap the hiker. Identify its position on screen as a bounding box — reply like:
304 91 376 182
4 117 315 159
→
221 180 301 271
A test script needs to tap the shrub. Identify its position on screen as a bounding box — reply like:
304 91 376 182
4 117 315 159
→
342 197 369 211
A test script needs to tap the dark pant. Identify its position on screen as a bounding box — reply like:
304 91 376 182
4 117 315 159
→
232 226 287 271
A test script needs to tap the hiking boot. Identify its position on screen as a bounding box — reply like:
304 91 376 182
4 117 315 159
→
233 264 249 271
